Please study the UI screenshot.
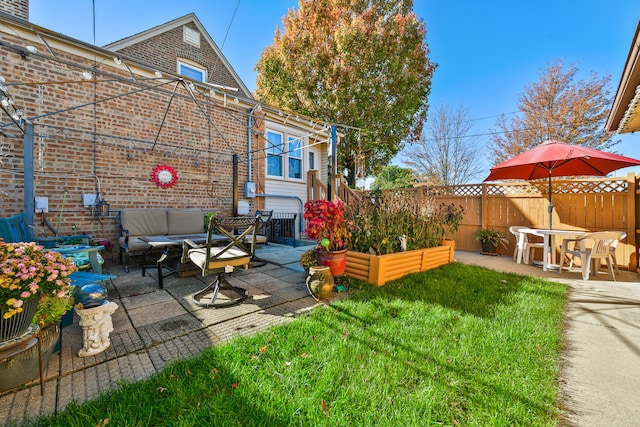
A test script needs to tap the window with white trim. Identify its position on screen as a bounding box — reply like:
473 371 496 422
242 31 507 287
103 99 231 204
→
178 60 206 82
308 148 318 171
265 128 308 180
288 136 302 179
266 131 283 177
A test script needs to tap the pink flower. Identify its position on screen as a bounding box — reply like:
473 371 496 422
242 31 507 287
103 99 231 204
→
1 241 77 321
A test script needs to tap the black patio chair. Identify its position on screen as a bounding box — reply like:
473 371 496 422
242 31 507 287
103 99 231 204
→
181 216 259 308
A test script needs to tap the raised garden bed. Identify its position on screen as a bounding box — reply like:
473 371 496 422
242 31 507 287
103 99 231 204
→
344 244 454 286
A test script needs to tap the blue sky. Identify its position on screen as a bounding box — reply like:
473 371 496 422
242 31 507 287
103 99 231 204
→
29 0 640 181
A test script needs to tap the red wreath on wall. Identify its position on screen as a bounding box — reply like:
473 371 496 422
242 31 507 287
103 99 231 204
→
150 164 178 189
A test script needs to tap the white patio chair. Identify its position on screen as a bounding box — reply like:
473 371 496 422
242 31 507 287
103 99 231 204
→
508 226 544 264
607 231 627 274
559 231 619 280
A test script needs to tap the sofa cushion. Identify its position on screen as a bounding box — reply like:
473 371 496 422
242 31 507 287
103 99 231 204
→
121 209 168 237
167 210 206 235
118 236 151 253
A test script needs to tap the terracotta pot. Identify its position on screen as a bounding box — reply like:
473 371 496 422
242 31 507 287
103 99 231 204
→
316 248 348 276
306 266 334 301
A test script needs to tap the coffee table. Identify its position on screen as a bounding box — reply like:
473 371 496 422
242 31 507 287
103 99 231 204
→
139 233 228 289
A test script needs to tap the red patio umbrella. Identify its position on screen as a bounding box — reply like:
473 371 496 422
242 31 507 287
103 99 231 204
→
484 140 640 229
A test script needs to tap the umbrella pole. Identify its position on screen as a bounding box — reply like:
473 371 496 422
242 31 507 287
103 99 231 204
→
547 173 553 267
548 172 553 230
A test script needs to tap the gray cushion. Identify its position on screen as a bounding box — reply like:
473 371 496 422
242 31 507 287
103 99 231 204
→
118 236 151 253
167 210 206 235
121 209 168 236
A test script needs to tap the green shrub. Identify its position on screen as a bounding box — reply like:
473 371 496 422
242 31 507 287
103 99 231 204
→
345 189 464 254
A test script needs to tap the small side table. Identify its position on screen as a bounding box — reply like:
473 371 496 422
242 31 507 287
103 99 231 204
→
52 245 105 273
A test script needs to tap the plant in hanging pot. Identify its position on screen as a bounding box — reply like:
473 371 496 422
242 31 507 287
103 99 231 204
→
473 228 509 255
0 241 77 341
303 198 351 276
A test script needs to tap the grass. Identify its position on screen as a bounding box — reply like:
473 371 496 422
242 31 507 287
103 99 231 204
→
30 262 567 426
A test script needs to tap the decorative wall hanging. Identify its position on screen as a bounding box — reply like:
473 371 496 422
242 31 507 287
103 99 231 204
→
150 164 178 189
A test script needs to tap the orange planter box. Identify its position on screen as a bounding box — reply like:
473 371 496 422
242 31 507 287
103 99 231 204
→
344 244 454 286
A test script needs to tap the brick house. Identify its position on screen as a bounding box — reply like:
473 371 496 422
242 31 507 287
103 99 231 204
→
0 0 332 245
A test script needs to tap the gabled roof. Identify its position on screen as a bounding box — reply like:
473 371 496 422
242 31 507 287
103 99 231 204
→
104 13 252 98
606 20 640 134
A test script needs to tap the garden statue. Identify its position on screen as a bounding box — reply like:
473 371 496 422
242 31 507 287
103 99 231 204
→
400 234 407 251
76 301 118 357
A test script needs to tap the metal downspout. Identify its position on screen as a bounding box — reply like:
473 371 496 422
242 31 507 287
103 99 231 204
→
24 123 34 229
247 108 253 182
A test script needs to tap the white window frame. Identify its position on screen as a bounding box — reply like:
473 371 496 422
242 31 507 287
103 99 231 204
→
177 59 207 82
266 131 284 178
265 125 308 181
308 146 319 171
288 135 303 180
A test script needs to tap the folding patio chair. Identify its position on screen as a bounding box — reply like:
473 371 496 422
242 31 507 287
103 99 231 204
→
182 216 259 308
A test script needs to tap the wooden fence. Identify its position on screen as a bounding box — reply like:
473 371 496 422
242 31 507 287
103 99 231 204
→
357 173 638 271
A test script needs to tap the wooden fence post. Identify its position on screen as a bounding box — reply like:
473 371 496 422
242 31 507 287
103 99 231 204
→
481 183 489 230
629 172 638 271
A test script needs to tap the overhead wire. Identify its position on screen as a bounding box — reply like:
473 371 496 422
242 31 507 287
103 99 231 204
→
205 0 241 90
413 115 603 144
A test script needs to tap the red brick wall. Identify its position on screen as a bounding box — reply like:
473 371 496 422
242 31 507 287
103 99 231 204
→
0 0 28 20
0 31 264 245
115 23 242 91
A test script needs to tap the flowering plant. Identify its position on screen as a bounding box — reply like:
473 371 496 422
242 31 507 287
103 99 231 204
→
0 241 77 321
303 198 351 251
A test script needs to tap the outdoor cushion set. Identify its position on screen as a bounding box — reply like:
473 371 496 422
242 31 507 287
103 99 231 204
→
118 208 209 262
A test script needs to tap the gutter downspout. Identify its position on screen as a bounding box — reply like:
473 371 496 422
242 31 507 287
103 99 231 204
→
24 122 34 229
247 108 253 182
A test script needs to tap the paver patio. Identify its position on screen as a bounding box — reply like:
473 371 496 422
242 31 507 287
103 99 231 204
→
1 245 638 426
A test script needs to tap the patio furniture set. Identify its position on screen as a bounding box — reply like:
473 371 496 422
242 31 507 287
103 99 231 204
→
509 226 625 280
117 209 276 315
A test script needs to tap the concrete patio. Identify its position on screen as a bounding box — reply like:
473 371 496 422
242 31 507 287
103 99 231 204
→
0 244 638 426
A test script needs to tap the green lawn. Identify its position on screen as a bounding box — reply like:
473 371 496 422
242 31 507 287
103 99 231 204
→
32 262 567 426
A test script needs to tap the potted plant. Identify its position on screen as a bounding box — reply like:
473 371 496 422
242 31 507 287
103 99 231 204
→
473 228 509 254
0 241 77 392
205 211 217 229
303 198 351 276
1 241 77 336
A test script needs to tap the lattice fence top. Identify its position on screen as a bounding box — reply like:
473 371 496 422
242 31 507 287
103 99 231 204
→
421 185 482 197
486 184 540 197
370 177 630 199
485 178 629 197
